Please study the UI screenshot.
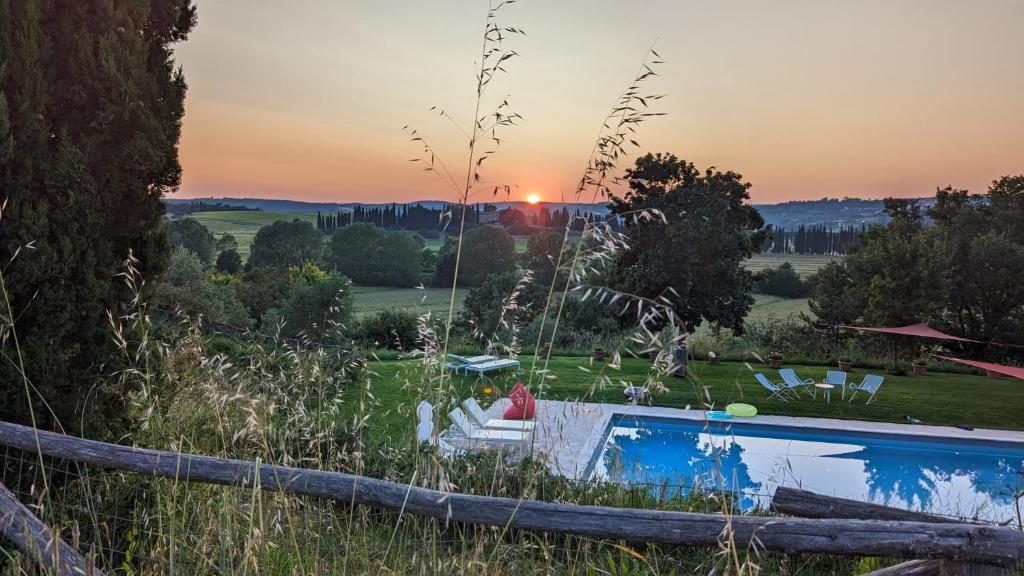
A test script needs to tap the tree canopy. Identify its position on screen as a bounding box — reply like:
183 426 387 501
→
523 230 566 287
169 218 216 263
608 153 767 333
0 0 196 433
328 223 421 287
248 219 324 270
433 225 518 288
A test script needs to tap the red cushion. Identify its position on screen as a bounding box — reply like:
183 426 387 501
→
503 381 536 420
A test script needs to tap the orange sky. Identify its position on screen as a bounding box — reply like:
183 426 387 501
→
173 0 1024 204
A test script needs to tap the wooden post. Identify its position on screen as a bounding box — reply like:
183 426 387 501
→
0 481 103 575
772 487 1011 576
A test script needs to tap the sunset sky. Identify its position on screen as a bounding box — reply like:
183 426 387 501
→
174 0 1024 205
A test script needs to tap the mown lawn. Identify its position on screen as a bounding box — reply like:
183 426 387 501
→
357 356 1024 442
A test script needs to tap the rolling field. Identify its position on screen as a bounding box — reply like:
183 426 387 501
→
749 294 811 321
744 253 838 277
188 211 317 258
351 286 469 317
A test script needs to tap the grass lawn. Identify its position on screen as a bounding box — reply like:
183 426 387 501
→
748 294 811 322
359 356 1024 442
351 286 469 317
189 211 318 259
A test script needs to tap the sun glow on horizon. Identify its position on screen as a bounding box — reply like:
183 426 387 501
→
527 193 541 204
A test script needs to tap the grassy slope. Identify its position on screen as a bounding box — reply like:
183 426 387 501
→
351 286 469 317
748 294 811 321
360 356 1024 442
745 253 837 277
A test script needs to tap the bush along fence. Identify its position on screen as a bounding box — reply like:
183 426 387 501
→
0 420 1021 575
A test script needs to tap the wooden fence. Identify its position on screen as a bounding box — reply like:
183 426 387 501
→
0 420 1020 575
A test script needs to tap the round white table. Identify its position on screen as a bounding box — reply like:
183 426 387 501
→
814 383 835 403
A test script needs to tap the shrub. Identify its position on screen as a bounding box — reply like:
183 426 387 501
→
355 309 420 350
265 272 353 340
236 266 290 323
215 249 242 273
154 249 251 327
461 272 547 337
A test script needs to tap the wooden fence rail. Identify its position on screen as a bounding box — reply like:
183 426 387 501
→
1 420 1022 571
0 480 102 575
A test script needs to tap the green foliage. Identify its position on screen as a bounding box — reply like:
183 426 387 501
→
461 272 547 336
215 249 242 274
329 223 421 287
0 0 196 432
929 178 1024 350
288 261 328 284
354 309 420 350
216 233 238 253
236 266 290 323
433 225 518 287
154 250 251 327
753 262 813 298
808 261 864 325
523 230 566 287
266 272 353 340
248 219 324 270
168 218 217 263
608 153 768 333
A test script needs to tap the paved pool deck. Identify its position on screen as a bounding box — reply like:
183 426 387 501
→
479 398 1024 481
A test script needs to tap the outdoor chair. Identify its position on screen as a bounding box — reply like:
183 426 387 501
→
754 373 792 402
823 370 848 399
461 398 535 432
778 368 814 396
847 374 884 404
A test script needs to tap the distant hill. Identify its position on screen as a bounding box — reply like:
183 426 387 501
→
752 197 933 229
168 196 933 230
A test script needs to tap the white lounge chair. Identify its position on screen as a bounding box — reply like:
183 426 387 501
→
847 374 884 404
778 368 814 396
754 373 792 401
448 408 531 445
461 398 535 432
463 358 520 376
445 353 497 374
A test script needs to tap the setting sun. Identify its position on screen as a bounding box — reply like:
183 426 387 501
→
527 193 541 204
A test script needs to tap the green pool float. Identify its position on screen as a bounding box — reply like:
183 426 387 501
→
726 403 758 417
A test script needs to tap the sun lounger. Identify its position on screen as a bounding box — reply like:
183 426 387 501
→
847 374 884 404
778 368 814 396
461 398 534 431
462 358 520 376
445 353 498 374
755 373 792 401
448 408 531 445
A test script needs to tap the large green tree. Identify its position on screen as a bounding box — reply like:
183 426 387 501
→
522 230 566 287
0 0 196 433
608 153 768 333
433 225 517 288
328 223 421 287
247 219 323 270
169 217 216 262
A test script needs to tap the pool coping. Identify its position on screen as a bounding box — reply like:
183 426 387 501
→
567 402 1024 481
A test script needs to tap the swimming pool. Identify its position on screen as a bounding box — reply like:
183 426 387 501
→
588 415 1024 521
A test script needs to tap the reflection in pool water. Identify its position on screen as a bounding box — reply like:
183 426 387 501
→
589 416 1024 521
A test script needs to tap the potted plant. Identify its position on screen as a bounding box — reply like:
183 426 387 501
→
593 345 605 362
708 351 721 366
769 352 784 369
837 357 852 373
911 356 928 376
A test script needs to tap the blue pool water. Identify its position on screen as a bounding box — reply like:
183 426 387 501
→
589 416 1024 521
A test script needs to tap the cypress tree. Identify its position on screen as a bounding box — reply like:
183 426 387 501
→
0 0 197 435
